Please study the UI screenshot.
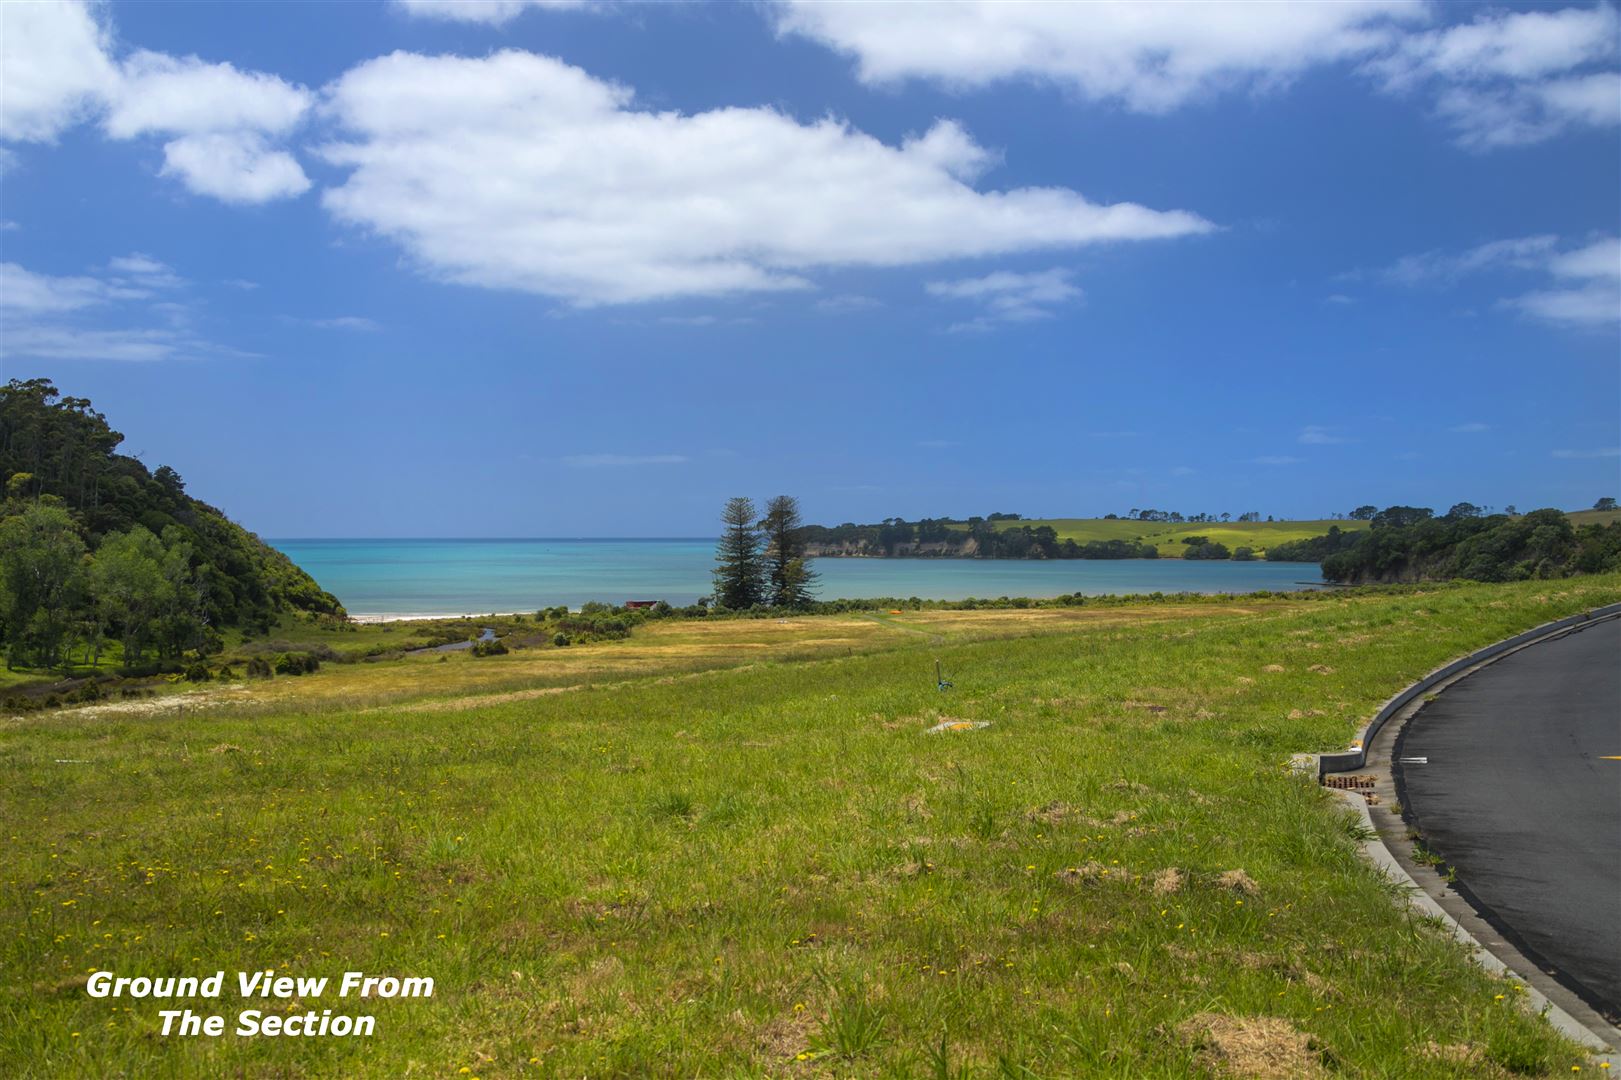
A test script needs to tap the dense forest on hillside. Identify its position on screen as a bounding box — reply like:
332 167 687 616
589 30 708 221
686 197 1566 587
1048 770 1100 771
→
1313 506 1621 584
799 517 1161 559
0 379 342 672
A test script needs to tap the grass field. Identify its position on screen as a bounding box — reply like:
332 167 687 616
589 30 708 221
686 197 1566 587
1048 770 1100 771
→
963 508 1617 557
5 576 1620 1077
949 518 1367 557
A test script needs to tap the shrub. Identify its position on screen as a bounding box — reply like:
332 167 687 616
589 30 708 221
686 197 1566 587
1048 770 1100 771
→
471 639 508 657
273 652 320 676
552 633 570 647
245 657 273 679
184 662 212 682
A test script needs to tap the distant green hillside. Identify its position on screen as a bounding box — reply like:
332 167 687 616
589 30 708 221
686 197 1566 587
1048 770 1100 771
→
1567 508 1621 527
961 517 1369 558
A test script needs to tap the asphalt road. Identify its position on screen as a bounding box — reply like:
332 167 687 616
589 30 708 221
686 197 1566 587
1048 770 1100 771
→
1397 616 1621 1017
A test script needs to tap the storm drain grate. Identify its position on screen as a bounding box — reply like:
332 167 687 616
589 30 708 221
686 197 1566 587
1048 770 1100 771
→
1321 774 1380 804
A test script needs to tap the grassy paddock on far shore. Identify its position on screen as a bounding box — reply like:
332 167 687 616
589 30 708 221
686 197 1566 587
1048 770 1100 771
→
3 575 1619 1077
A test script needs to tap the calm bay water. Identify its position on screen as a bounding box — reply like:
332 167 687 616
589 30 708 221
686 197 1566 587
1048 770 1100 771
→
269 538 1324 618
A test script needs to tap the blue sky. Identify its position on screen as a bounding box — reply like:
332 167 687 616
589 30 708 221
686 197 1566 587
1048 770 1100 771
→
1 0 1617 537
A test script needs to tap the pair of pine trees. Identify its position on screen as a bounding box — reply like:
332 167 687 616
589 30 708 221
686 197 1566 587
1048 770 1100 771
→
712 495 818 610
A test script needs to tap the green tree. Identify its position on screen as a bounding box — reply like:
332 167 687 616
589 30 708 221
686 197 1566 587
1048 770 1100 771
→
712 497 765 609
1349 505 1378 520
0 502 88 670
760 495 818 608
1596 497 1618 512
90 526 169 667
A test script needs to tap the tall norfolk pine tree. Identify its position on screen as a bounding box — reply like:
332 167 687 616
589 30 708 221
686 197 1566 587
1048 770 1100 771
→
712 497 765 609
761 495 818 609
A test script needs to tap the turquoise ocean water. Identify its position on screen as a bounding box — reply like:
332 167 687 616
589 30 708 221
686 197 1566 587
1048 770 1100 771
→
269 539 1325 618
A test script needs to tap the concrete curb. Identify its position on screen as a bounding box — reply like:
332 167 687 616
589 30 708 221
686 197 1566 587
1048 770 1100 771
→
1293 603 1621 1062
1321 782 1614 1059
1315 601 1621 777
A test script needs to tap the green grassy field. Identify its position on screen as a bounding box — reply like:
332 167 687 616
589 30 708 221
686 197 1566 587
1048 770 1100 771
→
952 517 1367 557
963 508 1617 558
5 577 1619 1077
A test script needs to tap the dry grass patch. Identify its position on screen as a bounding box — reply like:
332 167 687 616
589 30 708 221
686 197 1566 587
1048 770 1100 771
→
1177 1012 1326 1079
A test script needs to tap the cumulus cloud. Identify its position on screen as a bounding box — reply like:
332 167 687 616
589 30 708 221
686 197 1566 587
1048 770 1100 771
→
317 50 1210 305
105 50 312 139
1367 6 1621 148
159 132 311 203
394 0 594 23
0 2 313 202
777 2 1619 150
0 0 117 142
0 257 243 361
774 0 1420 112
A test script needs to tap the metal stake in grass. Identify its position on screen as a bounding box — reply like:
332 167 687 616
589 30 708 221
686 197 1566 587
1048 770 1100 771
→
935 659 953 692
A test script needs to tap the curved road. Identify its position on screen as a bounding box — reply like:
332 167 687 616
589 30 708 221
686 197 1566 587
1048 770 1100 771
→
1396 616 1621 1019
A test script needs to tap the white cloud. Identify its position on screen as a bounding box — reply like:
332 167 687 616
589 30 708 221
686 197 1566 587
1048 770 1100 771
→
160 132 311 203
0 262 143 313
1368 6 1621 148
777 2 1618 150
1 325 191 363
775 0 1420 113
106 252 184 289
1448 422 1490 433
0 257 244 361
304 316 383 332
1372 6 1617 87
926 268 1083 327
0 3 312 202
1505 236 1620 327
1509 281 1620 326
562 453 689 467
105 51 312 139
1548 236 1621 281
1379 234 1559 285
0 0 117 141
317 50 1212 306
393 0 593 24
1375 234 1619 327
